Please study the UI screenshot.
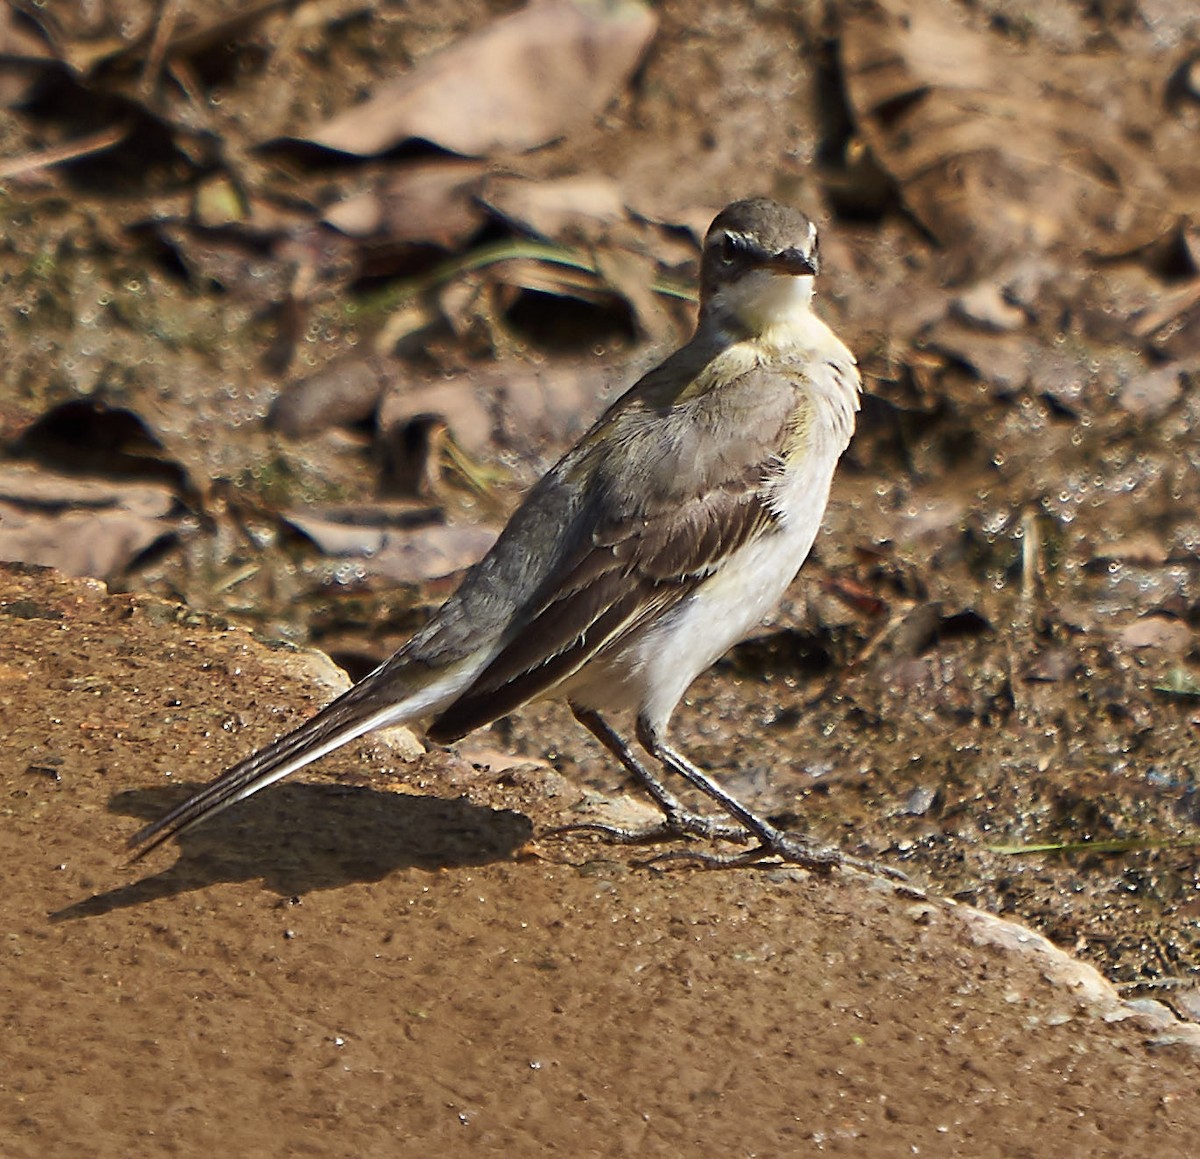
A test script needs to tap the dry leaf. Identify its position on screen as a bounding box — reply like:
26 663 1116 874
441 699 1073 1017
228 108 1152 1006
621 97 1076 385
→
0 466 173 515
282 506 494 582
479 174 626 242
323 161 488 247
1117 366 1186 418
839 0 1198 277
1147 295 1200 362
951 282 1025 333
1093 533 1169 567
12 400 194 496
492 257 611 303
1023 650 1077 684
590 245 675 341
379 358 618 478
368 525 497 583
379 380 494 457
1116 617 1193 653
0 4 56 107
0 466 178 581
301 0 657 158
0 504 174 580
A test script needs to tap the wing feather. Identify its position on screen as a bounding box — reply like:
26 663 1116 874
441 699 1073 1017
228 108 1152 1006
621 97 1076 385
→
426 476 778 743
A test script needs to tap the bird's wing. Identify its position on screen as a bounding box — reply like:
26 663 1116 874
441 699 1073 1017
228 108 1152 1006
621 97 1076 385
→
426 368 802 743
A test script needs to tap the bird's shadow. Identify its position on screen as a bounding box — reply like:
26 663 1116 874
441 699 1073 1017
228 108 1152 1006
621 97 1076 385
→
52 782 533 922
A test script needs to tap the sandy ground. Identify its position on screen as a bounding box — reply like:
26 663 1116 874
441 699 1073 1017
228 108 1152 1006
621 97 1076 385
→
4 563 1199 1158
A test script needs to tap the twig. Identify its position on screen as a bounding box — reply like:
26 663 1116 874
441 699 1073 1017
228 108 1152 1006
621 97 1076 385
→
0 124 128 182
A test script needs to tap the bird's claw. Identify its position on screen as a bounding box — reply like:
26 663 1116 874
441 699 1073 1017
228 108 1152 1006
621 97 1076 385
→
546 816 905 881
546 810 750 848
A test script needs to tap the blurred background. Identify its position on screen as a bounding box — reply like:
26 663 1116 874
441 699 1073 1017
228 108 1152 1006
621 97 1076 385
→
2 0 1200 993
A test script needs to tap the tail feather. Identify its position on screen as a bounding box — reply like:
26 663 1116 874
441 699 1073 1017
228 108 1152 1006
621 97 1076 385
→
126 661 473 861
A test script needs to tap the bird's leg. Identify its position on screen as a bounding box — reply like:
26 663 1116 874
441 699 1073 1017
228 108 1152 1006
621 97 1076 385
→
634 716 904 879
547 706 751 845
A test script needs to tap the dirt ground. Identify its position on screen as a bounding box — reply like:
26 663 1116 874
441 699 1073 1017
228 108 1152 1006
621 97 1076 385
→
4 563 1200 1158
3 0 1200 1153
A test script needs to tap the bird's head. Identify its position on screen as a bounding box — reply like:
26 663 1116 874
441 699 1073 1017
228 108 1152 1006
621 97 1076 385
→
699 198 821 338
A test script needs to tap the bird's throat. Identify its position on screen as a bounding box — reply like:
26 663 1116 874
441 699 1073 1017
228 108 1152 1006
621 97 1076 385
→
708 271 817 351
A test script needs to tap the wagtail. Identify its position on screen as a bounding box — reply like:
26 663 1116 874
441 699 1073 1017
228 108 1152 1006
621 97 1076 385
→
130 197 878 872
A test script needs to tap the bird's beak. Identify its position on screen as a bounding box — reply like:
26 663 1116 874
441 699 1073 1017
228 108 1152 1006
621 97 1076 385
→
768 247 818 277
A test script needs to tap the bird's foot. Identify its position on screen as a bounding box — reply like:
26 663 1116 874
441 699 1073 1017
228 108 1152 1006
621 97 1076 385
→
545 808 750 848
546 806 905 882
639 830 907 881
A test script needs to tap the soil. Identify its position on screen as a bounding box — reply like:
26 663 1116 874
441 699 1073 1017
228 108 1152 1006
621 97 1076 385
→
5 564 1200 1158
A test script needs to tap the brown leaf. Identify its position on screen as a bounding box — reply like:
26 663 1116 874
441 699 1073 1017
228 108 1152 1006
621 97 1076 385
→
479 174 626 243
822 575 888 618
368 525 497 584
927 324 1132 408
590 245 675 342
379 358 618 478
283 516 385 557
281 505 494 582
0 501 174 581
323 161 488 248
154 220 356 306
887 603 944 658
1116 616 1193 653
1145 293 1200 362
488 257 613 304
35 0 291 81
380 380 493 457
300 0 657 158
1023 650 1077 684
839 0 1195 277
12 399 194 496
0 4 57 107
1118 366 1186 418
0 466 178 581
0 466 172 515
923 327 1031 395
951 282 1025 333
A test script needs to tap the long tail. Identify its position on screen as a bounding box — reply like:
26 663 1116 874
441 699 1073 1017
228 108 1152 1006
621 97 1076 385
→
126 660 472 862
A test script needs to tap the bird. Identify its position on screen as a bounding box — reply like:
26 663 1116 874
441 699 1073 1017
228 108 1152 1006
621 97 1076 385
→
129 197 876 873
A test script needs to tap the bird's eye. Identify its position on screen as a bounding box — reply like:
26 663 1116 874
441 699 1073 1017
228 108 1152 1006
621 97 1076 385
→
719 233 741 264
